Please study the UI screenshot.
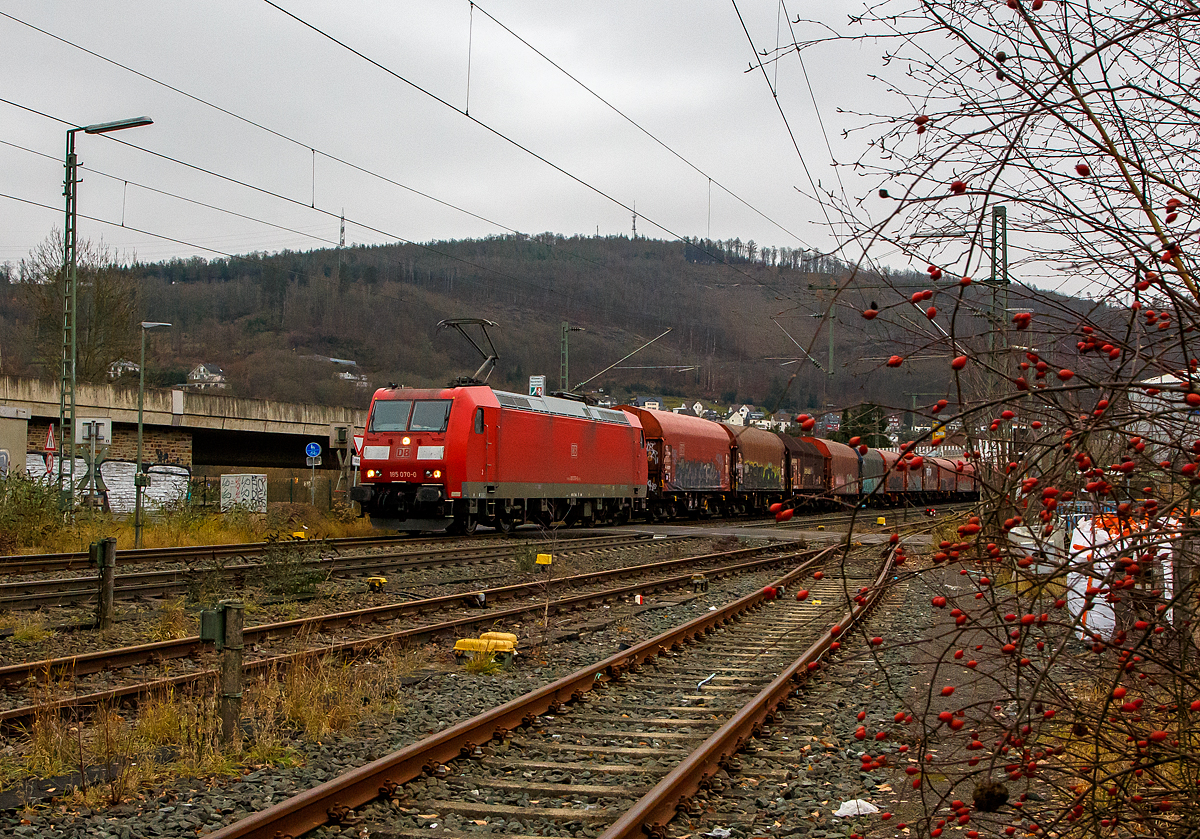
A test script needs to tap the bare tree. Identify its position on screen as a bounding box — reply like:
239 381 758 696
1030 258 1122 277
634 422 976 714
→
778 2 1200 836
19 231 140 383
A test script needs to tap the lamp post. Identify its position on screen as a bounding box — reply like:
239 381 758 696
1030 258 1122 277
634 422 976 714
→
135 321 171 549
59 116 153 514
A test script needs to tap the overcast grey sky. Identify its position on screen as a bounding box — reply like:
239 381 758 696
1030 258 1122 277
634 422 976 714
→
1 1 882 268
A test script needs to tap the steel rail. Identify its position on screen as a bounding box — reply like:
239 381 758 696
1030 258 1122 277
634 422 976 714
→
600 547 897 838
0 533 669 609
0 534 413 575
203 547 834 839
0 548 815 731
0 541 780 688
0 529 641 576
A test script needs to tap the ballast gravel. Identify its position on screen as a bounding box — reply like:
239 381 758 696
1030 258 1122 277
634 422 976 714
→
0 546 798 838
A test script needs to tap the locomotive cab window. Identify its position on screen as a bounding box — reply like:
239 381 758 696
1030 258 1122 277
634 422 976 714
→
474 407 485 434
410 400 452 432
370 400 412 432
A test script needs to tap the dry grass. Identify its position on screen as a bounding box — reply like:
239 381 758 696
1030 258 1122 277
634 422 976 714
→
25 500 377 555
8 614 55 646
149 598 191 641
266 645 421 740
2 641 432 806
462 651 503 676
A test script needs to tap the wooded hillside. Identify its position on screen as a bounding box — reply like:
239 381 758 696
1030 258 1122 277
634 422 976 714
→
0 233 1097 414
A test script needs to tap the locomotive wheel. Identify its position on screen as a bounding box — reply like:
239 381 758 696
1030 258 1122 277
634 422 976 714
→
461 516 478 535
497 514 518 536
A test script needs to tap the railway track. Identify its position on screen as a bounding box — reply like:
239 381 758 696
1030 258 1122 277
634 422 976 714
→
760 500 977 532
0 542 813 731
0 532 675 610
0 529 640 576
206 544 893 839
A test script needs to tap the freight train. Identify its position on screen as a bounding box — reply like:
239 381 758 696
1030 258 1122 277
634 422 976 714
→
349 384 978 533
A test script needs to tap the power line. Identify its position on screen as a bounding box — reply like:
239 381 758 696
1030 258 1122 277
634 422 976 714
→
1 9 811 303
728 0 836 236
0 12 714 290
470 2 814 249
0 96 550 296
0 138 341 248
259 0 799 297
0 191 236 259
0 10 516 236
778 0 848 205
0 189 430 319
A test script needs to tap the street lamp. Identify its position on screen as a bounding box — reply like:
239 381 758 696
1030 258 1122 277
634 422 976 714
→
58 116 153 513
135 321 171 548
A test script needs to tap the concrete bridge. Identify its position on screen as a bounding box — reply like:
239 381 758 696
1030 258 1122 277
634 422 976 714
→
0 375 367 508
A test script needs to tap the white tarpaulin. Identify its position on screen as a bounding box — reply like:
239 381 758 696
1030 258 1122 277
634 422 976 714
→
1066 514 1177 641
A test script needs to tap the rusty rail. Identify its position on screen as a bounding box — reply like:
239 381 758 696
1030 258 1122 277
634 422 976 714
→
0 530 651 576
204 547 835 839
0 547 813 731
0 541 782 688
600 546 897 838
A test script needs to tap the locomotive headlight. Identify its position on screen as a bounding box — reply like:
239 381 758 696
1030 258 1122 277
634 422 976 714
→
401 436 411 446
366 469 379 478
423 469 443 479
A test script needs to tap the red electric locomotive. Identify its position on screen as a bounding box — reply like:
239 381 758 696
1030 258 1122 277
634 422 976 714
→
351 385 647 533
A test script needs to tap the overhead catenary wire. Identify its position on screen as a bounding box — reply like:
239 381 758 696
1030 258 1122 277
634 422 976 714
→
0 138 341 248
0 189 424 315
0 11 516 235
1 97 778 351
0 106 572 315
258 0 796 296
728 0 837 237
0 10 855 378
470 1 814 249
0 10 777 295
0 95 549 294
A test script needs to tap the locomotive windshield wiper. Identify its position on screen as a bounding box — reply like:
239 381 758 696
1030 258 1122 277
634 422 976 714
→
437 318 500 386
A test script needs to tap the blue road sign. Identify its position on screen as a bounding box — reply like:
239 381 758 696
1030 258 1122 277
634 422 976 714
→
305 442 321 458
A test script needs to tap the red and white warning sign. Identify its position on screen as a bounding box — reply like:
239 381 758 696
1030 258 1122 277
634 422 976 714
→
43 423 57 473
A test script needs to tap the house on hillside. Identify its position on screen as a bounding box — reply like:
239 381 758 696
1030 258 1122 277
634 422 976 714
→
107 359 139 381
336 370 371 388
818 412 841 433
187 363 227 390
726 404 755 427
302 354 370 389
770 410 796 431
